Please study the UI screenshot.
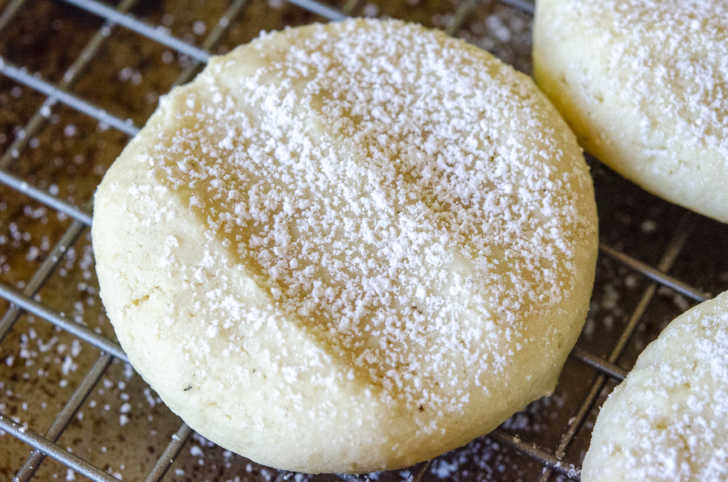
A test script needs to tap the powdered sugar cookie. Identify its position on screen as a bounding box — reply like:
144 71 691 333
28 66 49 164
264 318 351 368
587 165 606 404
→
92 19 598 473
534 0 728 223
583 290 728 481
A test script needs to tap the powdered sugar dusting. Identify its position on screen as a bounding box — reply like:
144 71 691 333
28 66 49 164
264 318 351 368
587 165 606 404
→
123 20 594 422
567 0 728 158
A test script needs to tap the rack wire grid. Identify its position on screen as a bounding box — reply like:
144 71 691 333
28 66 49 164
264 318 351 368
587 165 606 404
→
0 0 725 480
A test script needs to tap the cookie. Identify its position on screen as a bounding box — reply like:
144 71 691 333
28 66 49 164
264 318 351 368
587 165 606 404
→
92 19 598 473
583 290 728 481
534 0 728 223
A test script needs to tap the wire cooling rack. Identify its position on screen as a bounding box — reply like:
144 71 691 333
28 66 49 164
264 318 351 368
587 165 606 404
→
0 0 725 480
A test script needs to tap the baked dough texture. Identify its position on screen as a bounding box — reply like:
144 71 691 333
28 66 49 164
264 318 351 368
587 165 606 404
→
92 19 598 473
582 291 728 482
533 0 728 223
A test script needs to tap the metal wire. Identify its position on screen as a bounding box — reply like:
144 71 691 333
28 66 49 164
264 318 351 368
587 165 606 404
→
0 169 93 225
143 423 193 482
570 347 626 381
286 0 347 20
599 242 708 302
0 281 128 360
0 412 118 482
0 0 132 460
0 217 86 344
0 60 140 136
62 0 211 62
14 353 113 482
0 0 139 170
445 0 483 35
499 0 534 15
491 430 579 479
0 0 188 479
0 0 719 480
0 0 26 33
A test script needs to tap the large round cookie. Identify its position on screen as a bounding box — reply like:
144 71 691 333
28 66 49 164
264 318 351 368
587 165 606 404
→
92 19 598 473
533 0 728 223
583 291 728 481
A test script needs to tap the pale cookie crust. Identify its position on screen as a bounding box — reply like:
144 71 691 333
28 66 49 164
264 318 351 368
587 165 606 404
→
92 19 598 473
533 0 728 223
583 290 728 481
